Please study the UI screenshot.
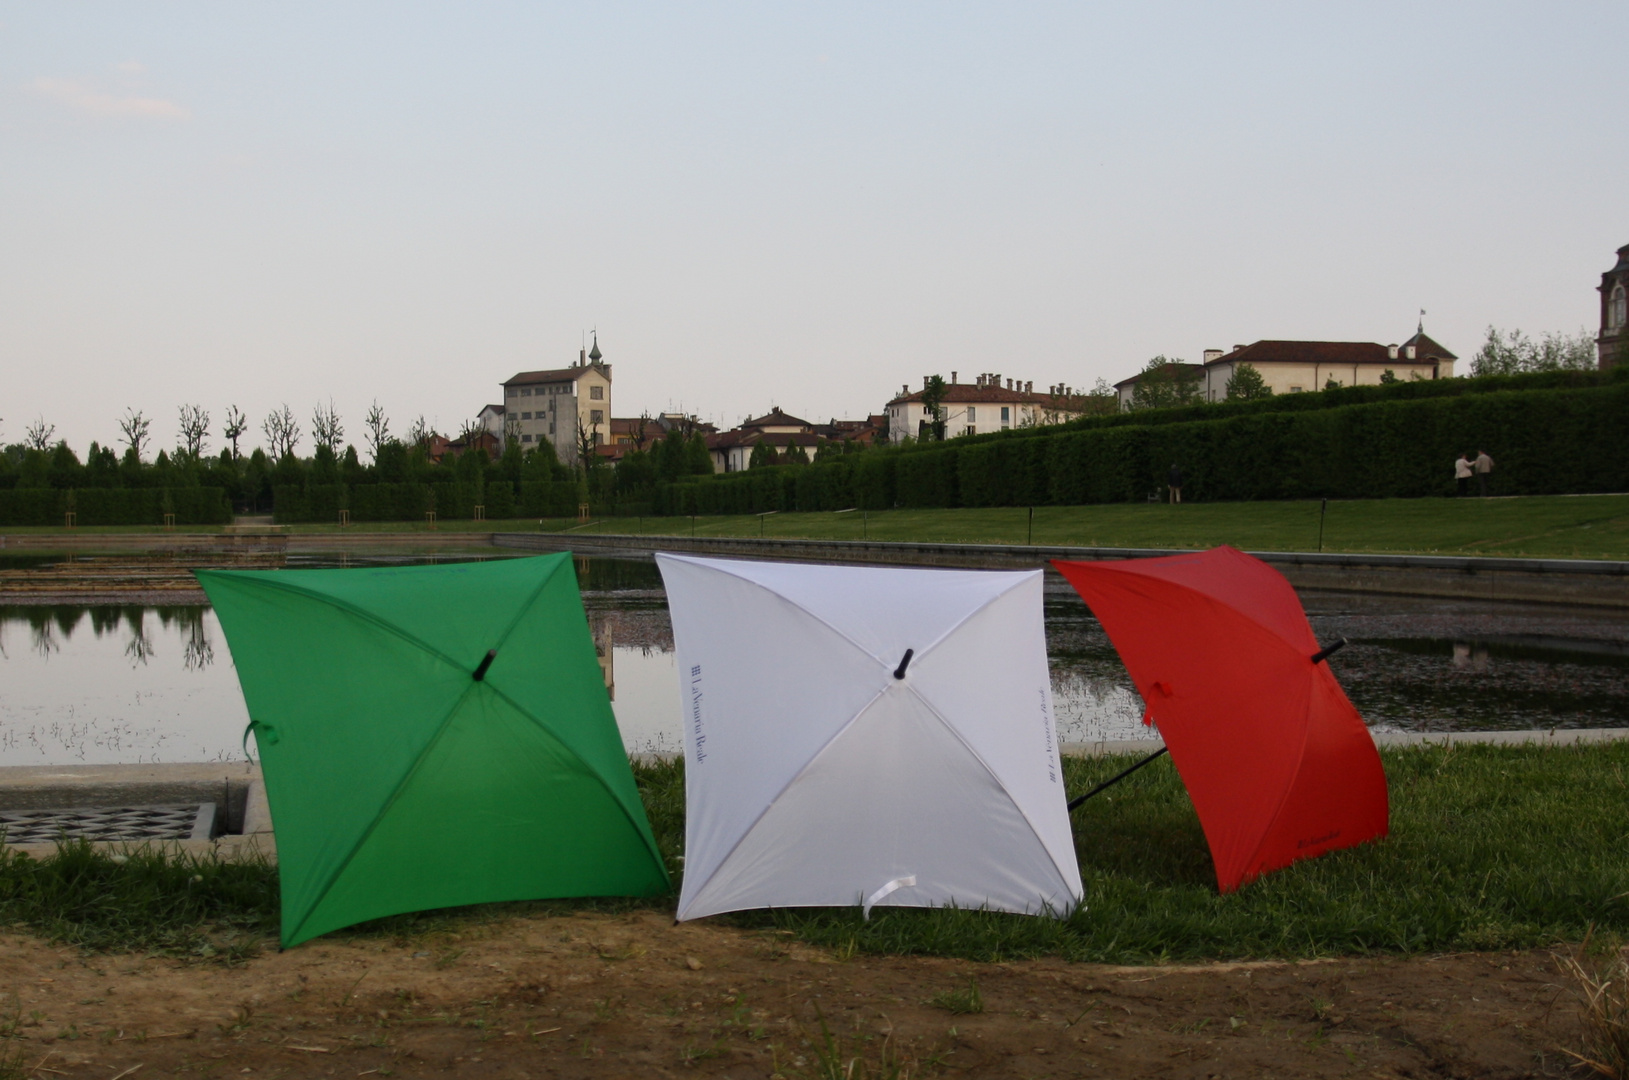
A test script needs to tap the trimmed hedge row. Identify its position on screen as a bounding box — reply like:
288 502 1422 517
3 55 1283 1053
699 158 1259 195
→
269 480 586 523
643 381 1629 513
0 487 233 527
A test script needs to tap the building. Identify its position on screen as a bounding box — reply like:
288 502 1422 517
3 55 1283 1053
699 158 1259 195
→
501 336 611 465
1190 330 1455 403
476 404 505 440
885 373 1088 440
1599 243 1628 370
704 408 823 473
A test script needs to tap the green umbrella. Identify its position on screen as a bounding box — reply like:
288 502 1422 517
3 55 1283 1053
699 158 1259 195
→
197 553 669 948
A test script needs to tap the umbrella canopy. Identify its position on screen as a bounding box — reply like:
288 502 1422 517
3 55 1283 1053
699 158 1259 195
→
197 554 668 948
1052 546 1387 892
657 553 1081 922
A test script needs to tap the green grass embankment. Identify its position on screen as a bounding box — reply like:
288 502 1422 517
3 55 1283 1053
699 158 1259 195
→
4 493 1626 559
8 742 1626 963
561 493 1629 560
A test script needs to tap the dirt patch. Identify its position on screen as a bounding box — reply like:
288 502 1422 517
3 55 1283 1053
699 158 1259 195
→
0 911 1590 1078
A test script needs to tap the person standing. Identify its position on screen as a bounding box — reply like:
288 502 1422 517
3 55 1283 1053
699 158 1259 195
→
1475 449 1494 497
1167 463 1183 504
1454 452 1473 497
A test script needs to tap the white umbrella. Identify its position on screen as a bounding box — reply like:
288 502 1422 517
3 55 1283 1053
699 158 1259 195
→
657 553 1082 922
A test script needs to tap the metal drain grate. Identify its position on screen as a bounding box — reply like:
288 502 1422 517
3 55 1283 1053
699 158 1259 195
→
0 804 217 845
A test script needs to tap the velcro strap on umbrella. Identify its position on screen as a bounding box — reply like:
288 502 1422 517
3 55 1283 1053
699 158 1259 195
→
862 875 916 920
242 719 278 765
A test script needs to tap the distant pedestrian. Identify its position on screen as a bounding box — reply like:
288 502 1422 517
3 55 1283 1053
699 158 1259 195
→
1168 463 1183 504
1474 449 1494 496
1454 452 1473 497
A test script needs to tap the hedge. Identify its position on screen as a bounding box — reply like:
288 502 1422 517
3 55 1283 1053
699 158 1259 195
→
0 487 233 527
639 380 1629 514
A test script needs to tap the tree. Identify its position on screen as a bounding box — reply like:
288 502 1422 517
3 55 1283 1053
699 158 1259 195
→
262 404 300 459
1379 368 1399 384
1129 357 1203 410
919 375 948 440
1324 375 1341 391
118 409 151 462
748 440 775 469
1470 326 1596 376
176 404 211 460
363 401 390 462
457 416 484 444
783 440 810 465
405 415 434 449
222 405 248 459
686 433 712 475
311 400 343 450
575 416 600 474
1224 362 1273 401
23 417 55 452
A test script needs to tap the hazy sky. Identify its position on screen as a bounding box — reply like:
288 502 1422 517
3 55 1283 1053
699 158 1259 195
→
4 3 1626 456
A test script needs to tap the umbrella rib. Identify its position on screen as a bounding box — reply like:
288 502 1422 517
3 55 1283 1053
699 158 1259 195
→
284 678 483 946
474 557 668 880
678 683 891 918
483 681 669 881
904 685 1080 902
695 558 1035 673
209 574 477 675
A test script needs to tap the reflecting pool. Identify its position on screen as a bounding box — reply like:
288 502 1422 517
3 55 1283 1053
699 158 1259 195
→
0 553 1624 765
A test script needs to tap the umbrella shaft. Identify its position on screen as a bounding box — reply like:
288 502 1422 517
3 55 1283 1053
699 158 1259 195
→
1068 746 1169 811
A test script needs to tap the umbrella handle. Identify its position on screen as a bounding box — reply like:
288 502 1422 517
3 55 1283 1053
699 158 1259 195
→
1068 746 1169 811
893 649 914 680
1310 637 1349 665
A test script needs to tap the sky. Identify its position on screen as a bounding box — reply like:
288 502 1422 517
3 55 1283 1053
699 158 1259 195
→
3 2 1626 457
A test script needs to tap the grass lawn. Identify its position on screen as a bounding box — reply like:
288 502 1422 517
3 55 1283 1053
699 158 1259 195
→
8 742 1626 964
5 493 1627 558
556 493 1629 560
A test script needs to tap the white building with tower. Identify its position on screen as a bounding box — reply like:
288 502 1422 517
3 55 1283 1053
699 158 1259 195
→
501 336 612 465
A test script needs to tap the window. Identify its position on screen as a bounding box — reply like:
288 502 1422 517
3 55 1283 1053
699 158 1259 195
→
521 434 534 443
521 388 532 397
590 410 604 425
1613 283 1627 330
967 407 977 422
964 426 976 437
590 385 604 400
1000 406 1010 422
506 388 517 398
520 412 531 420
1289 386 1304 393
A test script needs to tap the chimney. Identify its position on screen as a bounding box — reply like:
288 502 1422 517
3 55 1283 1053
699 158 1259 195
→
951 371 958 384
902 383 909 396
1204 349 1223 363
1406 345 1416 360
579 348 586 367
1388 344 1399 360
1005 378 1012 390
1233 345 1246 353
1025 381 1032 393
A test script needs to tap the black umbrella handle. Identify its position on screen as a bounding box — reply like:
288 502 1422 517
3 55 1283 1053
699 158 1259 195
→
1310 637 1349 665
1068 746 1169 811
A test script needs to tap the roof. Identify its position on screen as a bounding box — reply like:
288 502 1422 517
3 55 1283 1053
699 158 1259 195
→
478 404 504 416
1398 332 1458 361
740 407 812 430
504 365 610 387
706 430 821 451
1201 339 1455 369
886 384 1061 407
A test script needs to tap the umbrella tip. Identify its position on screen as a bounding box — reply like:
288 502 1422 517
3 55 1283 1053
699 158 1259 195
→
472 649 497 681
893 649 914 680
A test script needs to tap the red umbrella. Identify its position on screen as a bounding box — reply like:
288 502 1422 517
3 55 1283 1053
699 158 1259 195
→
1053 546 1387 892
